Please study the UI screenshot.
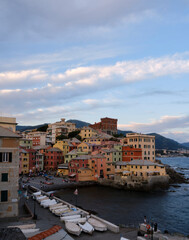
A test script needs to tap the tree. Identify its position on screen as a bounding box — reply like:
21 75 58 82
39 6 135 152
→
56 135 68 140
68 130 81 138
37 124 48 132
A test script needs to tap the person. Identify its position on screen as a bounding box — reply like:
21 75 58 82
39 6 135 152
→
144 216 147 224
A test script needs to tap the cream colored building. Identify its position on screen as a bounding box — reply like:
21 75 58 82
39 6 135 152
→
0 116 17 132
79 126 97 139
47 118 76 144
125 133 155 162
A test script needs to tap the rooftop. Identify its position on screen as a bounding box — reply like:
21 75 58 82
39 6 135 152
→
0 126 21 138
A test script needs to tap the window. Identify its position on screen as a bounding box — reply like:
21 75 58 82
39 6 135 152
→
147 166 149 169
1 173 8 182
0 152 12 162
1 190 8 202
107 168 111 172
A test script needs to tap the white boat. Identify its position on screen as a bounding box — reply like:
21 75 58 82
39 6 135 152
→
53 208 70 216
41 199 56 208
37 196 49 203
79 222 94 234
65 217 87 223
60 214 81 221
65 222 82 236
52 206 69 214
33 191 41 196
120 237 130 240
88 217 107 231
49 203 63 210
61 210 81 216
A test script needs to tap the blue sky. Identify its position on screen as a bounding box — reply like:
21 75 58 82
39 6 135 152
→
0 0 189 143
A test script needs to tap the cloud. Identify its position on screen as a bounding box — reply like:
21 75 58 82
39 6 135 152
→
118 115 189 133
0 69 47 88
0 0 157 41
1 52 189 115
161 131 189 143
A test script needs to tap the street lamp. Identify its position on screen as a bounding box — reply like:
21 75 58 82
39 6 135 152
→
32 196 37 220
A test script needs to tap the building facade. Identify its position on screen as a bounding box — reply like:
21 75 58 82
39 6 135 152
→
89 117 117 135
122 145 142 162
124 133 155 162
0 126 21 218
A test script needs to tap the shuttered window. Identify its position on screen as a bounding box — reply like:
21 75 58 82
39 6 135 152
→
0 153 12 162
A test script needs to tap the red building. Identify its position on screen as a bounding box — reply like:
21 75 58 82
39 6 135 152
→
122 145 142 162
68 155 90 181
26 149 36 172
44 148 63 170
89 117 117 135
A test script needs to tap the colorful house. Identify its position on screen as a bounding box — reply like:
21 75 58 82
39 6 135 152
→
44 148 63 170
57 163 69 177
68 155 91 181
19 148 29 174
79 126 97 139
77 167 94 181
122 145 142 162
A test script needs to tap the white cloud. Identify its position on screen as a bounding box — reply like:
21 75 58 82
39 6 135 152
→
1 53 189 115
118 115 189 133
0 69 47 88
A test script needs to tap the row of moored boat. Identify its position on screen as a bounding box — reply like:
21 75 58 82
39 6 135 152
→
32 191 108 236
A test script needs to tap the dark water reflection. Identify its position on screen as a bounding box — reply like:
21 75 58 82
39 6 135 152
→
55 157 189 235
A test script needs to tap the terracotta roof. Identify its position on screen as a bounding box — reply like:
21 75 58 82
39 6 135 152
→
0 126 21 138
28 225 62 240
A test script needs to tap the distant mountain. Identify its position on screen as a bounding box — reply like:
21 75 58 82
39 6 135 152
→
148 133 187 150
67 119 90 128
117 129 133 135
182 142 189 148
16 123 49 132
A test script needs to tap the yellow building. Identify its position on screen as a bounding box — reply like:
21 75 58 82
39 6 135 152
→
79 126 97 139
124 133 155 162
77 167 94 181
20 149 29 174
77 142 92 153
115 160 166 179
53 140 69 156
84 136 102 145
57 163 69 177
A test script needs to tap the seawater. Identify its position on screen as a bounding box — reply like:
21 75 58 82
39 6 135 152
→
55 157 189 235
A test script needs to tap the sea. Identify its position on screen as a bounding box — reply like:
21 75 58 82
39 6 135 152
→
54 157 189 235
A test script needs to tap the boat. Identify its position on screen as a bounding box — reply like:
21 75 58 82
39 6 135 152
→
65 222 82 236
60 214 81 221
61 210 81 216
41 199 56 208
37 196 49 203
52 206 69 214
49 203 63 210
79 222 94 234
88 217 107 231
120 237 130 240
65 217 87 223
54 208 70 216
33 191 41 196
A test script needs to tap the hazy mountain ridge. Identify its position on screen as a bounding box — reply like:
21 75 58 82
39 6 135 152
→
16 120 188 150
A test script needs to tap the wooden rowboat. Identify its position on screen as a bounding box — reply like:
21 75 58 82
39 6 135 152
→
79 222 94 234
88 217 107 231
65 222 82 236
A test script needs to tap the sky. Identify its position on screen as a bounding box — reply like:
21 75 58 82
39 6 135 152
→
0 0 189 143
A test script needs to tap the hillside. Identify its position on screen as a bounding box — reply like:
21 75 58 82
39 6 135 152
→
66 119 90 128
182 142 189 148
148 133 187 150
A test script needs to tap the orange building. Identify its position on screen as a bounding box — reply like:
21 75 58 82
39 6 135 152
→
122 145 142 162
89 117 117 135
